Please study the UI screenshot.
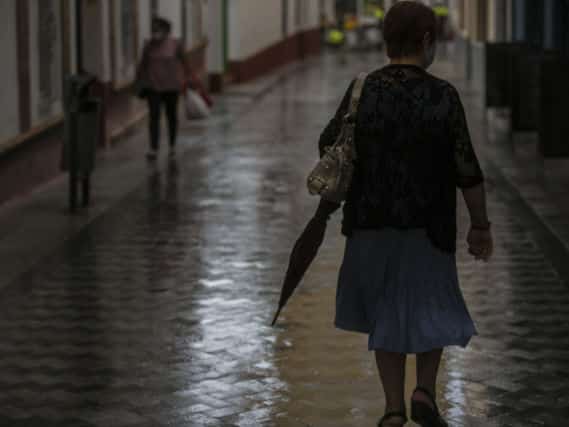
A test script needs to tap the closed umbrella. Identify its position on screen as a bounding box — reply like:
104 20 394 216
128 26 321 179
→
271 199 341 326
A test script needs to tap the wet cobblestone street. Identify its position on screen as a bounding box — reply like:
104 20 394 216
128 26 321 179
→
1 52 569 426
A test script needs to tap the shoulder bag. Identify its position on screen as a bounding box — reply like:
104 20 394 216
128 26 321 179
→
307 72 368 203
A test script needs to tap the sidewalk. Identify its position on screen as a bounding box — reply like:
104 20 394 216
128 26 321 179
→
0 59 310 292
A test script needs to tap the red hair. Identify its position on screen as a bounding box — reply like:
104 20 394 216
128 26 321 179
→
383 1 437 58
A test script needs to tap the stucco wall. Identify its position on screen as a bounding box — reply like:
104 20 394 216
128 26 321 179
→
111 0 137 87
286 0 325 36
206 0 224 73
229 0 283 61
229 0 326 61
28 0 63 127
157 0 183 39
138 0 152 52
304 0 321 30
82 0 112 82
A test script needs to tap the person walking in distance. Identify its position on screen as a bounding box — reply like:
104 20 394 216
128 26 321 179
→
319 2 493 426
136 17 190 160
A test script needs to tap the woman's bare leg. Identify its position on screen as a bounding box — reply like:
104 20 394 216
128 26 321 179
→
375 350 407 425
414 348 443 407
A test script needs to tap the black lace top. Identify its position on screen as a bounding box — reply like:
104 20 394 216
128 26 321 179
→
318 64 484 253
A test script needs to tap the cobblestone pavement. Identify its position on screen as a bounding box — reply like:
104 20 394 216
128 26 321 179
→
1 51 569 427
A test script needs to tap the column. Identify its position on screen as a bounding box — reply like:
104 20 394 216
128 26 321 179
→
156 0 182 38
1 0 20 141
29 0 64 126
81 0 111 82
543 0 555 49
487 0 507 42
495 0 507 41
207 0 224 92
356 0 364 18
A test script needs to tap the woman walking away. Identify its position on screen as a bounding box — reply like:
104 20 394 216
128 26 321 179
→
136 17 190 160
319 2 493 426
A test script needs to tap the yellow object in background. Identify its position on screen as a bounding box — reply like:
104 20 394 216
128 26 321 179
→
433 5 449 17
365 5 384 20
327 29 345 45
372 6 384 20
344 16 358 31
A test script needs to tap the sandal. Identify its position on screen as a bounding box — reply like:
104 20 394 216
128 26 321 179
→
378 410 408 426
410 386 448 427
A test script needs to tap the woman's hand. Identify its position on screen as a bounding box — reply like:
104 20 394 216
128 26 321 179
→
467 227 493 262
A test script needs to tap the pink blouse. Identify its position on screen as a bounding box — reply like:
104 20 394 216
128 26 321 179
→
142 38 186 93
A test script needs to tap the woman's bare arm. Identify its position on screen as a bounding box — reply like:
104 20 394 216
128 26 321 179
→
461 182 489 228
462 183 493 261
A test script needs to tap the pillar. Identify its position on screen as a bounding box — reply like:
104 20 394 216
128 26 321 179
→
544 0 555 49
81 0 111 82
356 0 364 18
207 0 224 92
487 0 507 42
512 0 526 41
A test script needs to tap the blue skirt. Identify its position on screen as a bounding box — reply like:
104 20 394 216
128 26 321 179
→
335 228 478 354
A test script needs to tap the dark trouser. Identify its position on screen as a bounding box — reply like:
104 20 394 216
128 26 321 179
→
146 90 179 151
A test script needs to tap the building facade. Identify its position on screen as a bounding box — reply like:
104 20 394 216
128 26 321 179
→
207 0 334 88
450 0 569 50
448 0 569 87
449 0 569 158
0 0 333 208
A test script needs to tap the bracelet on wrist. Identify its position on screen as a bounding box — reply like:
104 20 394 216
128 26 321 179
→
471 221 491 231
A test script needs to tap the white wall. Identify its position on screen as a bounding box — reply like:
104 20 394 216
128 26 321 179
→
322 0 336 25
304 0 320 30
487 0 508 42
207 0 224 73
229 0 283 60
286 0 295 36
201 0 208 43
0 0 19 142
487 0 497 41
111 0 138 87
227 0 329 62
138 0 152 52
185 0 206 47
157 0 183 39
287 0 320 35
449 0 462 31
82 0 112 82
29 0 63 127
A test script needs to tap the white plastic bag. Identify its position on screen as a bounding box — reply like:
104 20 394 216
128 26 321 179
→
184 88 211 120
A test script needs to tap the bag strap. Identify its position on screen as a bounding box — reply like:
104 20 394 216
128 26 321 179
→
346 72 369 121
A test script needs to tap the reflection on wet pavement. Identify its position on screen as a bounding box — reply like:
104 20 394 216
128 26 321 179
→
0 51 568 426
